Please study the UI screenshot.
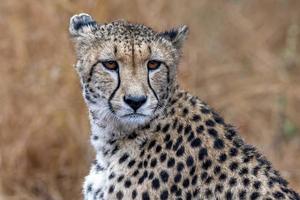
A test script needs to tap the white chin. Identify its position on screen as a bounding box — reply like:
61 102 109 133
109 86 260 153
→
120 114 150 125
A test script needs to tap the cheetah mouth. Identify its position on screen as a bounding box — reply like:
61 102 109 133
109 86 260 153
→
121 113 148 118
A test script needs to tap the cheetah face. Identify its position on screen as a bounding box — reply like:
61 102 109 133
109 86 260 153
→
69 14 188 127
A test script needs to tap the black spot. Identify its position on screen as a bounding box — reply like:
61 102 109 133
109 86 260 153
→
250 192 260 200
142 191 150 200
253 181 261 190
205 119 215 127
167 157 175 168
189 166 196 175
205 176 214 184
156 124 161 132
108 185 114 193
229 147 238 157
138 161 143 168
201 107 210 114
177 162 184 172
273 191 285 199
186 156 194 167
202 159 212 170
173 136 183 150
214 138 224 149
184 125 192 135
182 178 190 188
138 171 148 184
252 166 260 176
198 148 208 160
219 173 227 181
92 135 98 140
143 160 148 167
205 189 213 198
243 178 250 186
108 172 115 179
239 190 246 199
192 114 201 121
160 190 169 200
172 118 178 129
128 132 138 139
177 123 184 134
226 191 233 200
117 175 124 182
191 175 198 185
116 191 124 200
176 146 185 157
190 138 202 148
229 177 237 186
160 170 169 182
186 191 192 200
208 128 218 137
155 145 162 153
150 158 157 168
225 128 236 140
148 171 154 179
218 153 227 163
214 115 225 124
213 165 221 175
160 153 167 162
164 134 171 142
196 125 204 134
215 184 224 193
229 161 239 171
182 107 189 116
239 167 249 175
127 159 136 168
152 178 160 190
162 123 170 133
133 169 139 176
187 131 195 142
119 153 129 164
124 179 131 188
148 140 156 150
174 174 182 183
165 140 173 149
201 172 208 180
171 184 178 194
132 190 137 199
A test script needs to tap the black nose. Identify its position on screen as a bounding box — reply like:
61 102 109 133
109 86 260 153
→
124 95 147 111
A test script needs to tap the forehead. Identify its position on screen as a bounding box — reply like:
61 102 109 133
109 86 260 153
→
97 21 156 42
95 21 158 54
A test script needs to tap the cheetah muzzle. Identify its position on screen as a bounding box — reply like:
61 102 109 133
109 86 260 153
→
69 13 300 200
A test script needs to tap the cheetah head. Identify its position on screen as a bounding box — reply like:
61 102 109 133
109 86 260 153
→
69 13 188 129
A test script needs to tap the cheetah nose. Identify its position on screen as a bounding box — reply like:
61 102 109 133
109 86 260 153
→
123 95 147 111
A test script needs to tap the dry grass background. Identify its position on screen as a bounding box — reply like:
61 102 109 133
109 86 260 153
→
0 0 300 199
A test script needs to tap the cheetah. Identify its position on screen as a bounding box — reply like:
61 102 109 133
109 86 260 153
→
69 13 300 200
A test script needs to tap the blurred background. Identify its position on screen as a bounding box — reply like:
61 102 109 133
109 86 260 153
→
1 0 300 199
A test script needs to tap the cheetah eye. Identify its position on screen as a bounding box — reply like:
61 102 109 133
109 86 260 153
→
147 60 162 70
101 60 119 71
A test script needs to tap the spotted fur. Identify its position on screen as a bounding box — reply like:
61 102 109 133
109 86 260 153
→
69 13 300 200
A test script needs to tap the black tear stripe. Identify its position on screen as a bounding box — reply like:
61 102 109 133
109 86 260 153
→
87 61 100 82
164 64 171 101
165 64 170 85
108 68 121 114
84 62 99 104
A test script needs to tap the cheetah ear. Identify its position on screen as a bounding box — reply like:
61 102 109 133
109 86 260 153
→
160 25 189 49
69 13 98 37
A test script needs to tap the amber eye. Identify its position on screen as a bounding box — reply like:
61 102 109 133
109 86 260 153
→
147 60 162 70
102 60 118 70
